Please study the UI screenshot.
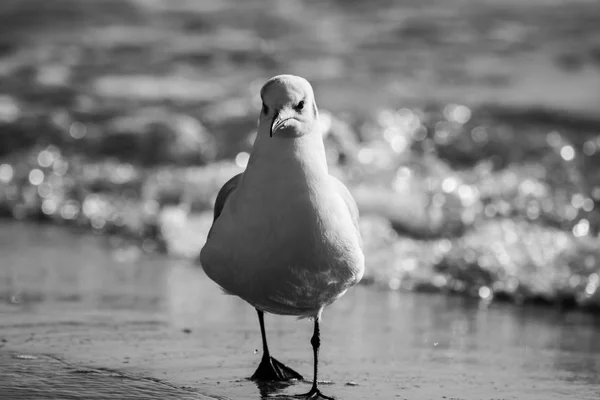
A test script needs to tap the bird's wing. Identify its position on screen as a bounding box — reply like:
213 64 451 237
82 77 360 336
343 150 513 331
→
208 173 243 236
330 176 363 249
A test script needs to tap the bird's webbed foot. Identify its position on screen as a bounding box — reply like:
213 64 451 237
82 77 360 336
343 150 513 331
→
296 385 335 400
251 355 303 381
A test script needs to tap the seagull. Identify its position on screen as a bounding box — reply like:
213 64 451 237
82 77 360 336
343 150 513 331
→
200 74 365 399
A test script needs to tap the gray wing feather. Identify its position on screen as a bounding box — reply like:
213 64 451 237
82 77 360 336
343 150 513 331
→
330 176 363 249
208 173 242 237
203 173 242 294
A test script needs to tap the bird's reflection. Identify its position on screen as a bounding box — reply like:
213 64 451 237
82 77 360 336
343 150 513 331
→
251 378 298 399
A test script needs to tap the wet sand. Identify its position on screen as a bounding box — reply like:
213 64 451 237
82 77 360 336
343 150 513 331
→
1 223 600 399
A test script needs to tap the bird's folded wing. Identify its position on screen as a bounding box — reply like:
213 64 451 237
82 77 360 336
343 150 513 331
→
330 176 363 249
208 173 243 237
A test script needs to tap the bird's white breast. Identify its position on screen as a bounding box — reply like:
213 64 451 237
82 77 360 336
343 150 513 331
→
201 170 364 317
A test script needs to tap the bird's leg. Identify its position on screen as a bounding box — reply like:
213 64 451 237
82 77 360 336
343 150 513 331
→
297 317 334 399
251 309 303 381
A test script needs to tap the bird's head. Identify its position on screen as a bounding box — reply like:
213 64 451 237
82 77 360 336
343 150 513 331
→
259 75 319 138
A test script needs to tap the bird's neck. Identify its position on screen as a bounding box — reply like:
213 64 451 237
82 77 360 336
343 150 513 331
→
241 133 329 192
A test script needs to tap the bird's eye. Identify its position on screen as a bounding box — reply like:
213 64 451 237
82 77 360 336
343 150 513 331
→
296 100 304 111
262 103 269 115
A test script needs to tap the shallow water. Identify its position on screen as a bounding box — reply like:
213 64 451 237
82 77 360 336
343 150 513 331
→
1 222 600 400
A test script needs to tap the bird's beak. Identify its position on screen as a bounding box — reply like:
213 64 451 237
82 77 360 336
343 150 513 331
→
270 109 294 137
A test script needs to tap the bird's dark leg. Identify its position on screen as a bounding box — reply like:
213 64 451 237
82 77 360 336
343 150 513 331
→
297 316 334 399
258 309 271 358
251 309 303 381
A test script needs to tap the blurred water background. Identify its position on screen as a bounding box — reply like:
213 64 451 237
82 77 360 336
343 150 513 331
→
2 0 600 311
